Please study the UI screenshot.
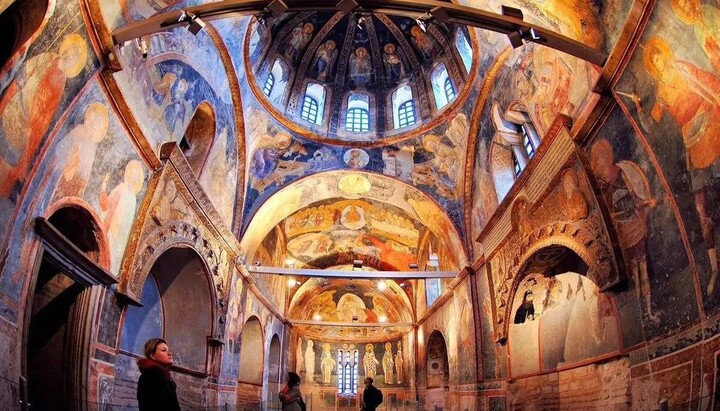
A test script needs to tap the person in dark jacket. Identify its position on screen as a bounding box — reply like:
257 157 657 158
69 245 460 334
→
361 377 383 411
137 338 181 411
279 371 305 411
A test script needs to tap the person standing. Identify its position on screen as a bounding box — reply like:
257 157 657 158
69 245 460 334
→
279 371 305 411
361 377 383 411
136 338 181 411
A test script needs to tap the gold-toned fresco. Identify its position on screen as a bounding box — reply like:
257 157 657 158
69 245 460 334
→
288 279 413 342
241 170 468 268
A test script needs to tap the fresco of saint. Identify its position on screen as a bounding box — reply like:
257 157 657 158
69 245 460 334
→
0 33 87 198
349 47 372 87
590 139 659 323
643 36 720 296
285 22 314 62
313 40 337 82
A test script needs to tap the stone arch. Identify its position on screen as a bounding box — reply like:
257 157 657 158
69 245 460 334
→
506 245 621 377
425 330 450 409
237 316 265 405
265 333 282 402
493 218 620 343
119 221 227 341
120 246 214 373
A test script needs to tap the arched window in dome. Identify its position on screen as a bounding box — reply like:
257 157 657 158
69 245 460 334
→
267 59 289 104
301 83 326 125
431 63 454 109
392 85 415 129
345 93 370 132
454 29 473 73
263 73 274 96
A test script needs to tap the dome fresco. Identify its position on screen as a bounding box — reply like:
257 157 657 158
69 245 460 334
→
246 12 476 144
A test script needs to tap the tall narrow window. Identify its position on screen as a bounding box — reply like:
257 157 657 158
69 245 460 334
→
301 83 326 125
426 278 441 306
337 348 359 394
455 29 473 73
431 63 454 109
521 125 535 159
444 77 456 102
346 93 370 132
513 152 521 177
392 85 415 129
263 73 274 96
266 59 289 104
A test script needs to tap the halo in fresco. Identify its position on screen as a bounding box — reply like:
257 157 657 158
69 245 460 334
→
343 148 370 169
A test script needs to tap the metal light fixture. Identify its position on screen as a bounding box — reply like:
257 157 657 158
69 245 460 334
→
352 259 363 270
377 280 387 291
179 10 205 36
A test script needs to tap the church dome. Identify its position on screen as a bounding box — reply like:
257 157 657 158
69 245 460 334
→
245 11 476 145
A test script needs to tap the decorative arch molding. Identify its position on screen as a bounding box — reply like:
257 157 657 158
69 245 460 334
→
119 220 228 341
488 211 620 343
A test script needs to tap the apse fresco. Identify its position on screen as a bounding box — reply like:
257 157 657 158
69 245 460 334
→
0 2 99 251
240 171 468 268
282 199 421 269
114 40 239 226
508 272 620 376
0 81 148 321
296 337 406 387
586 106 699 341
614 0 720 313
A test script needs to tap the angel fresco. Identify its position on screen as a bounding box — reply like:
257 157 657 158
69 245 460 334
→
383 43 404 82
590 139 659 323
671 0 720 72
285 23 314 62
313 40 338 82
0 33 88 198
410 26 435 61
99 160 145 274
642 36 720 296
349 47 372 87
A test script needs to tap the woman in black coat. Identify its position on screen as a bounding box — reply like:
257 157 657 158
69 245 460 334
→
137 338 181 411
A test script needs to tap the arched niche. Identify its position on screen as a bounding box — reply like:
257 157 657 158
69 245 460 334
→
507 246 621 377
238 316 265 384
266 334 282 402
25 205 105 411
120 246 213 373
426 330 449 389
0 0 49 70
180 101 216 177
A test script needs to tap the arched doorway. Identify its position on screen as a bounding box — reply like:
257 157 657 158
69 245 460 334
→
237 317 264 406
118 246 214 406
426 330 449 410
24 205 112 411
266 334 281 403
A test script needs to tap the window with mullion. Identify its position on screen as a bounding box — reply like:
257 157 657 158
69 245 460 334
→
398 100 416 128
301 95 319 124
263 73 274 96
444 77 456 102
346 107 369 132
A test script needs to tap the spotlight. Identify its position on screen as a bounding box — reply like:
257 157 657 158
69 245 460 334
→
415 13 432 33
378 315 387 323
179 10 205 36
377 280 387 291
254 261 261 266
408 263 419 270
313 313 322 321
357 14 370 30
287 278 299 287
352 259 363 269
